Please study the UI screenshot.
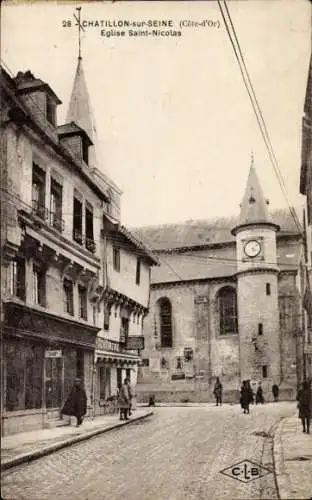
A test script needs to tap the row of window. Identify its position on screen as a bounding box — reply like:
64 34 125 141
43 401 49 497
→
156 285 273 348
32 163 96 253
10 258 96 323
113 247 142 285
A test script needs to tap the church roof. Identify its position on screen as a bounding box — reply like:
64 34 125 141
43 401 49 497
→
132 208 300 252
66 58 98 168
147 240 301 285
232 165 279 234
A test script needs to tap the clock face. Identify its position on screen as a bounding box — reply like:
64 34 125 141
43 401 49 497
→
244 240 261 258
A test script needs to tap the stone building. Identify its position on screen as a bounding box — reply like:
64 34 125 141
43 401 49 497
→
134 165 304 402
300 50 312 379
0 58 157 435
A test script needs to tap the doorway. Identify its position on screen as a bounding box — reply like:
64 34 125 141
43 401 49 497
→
44 356 64 418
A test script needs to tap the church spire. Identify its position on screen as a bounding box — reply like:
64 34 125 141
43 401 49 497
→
66 8 99 169
232 156 279 235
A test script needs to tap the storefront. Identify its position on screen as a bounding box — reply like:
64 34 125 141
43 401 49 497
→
2 300 100 436
94 337 139 416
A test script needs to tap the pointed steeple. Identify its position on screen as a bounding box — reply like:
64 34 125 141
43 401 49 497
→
232 158 279 235
66 58 98 168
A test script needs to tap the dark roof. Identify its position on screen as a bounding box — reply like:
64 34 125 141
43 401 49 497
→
149 239 301 285
133 208 301 252
108 225 159 266
15 71 62 104
57 122 93 146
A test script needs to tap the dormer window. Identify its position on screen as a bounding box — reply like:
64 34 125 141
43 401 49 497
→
58 123 93 166
46 96 56 126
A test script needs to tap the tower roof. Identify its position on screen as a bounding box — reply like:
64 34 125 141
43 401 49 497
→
66 58 98 168
232 163 279 235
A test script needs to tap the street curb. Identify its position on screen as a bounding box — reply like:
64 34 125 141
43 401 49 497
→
1 411 154 472
272 416 293 500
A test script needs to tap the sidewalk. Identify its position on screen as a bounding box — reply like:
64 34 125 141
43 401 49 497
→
273 415 312 500
1 409 153 472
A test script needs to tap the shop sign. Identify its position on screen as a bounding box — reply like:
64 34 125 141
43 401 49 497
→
304 345 312 356
45 350 62 358
125 336 145 351
194 296 208 304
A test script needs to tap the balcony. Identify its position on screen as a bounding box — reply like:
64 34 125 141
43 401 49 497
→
86 237 96 254
49 211 64 232
73 229 83 245
31 201 64 233
32 200 48 221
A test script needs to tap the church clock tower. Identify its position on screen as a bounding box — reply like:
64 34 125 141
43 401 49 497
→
232 162 281 387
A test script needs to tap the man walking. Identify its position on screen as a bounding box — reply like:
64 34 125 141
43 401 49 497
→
118 378 131 420
213 377 223 406
127 377 134 417
61 378 87 427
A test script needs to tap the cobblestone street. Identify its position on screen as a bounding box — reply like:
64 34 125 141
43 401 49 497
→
2 402 296 500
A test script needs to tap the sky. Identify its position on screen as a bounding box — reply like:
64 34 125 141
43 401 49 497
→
1 0 311 227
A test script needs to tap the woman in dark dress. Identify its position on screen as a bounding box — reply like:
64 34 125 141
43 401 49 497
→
240 380 251 414
297 380 312 434
61 378 87 427
256 382 264 404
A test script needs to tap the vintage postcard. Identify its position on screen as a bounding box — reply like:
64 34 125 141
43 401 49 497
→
1 1 311 499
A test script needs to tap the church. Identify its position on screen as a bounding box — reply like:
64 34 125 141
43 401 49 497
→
134 164 305 402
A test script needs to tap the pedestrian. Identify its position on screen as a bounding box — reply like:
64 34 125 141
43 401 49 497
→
61 378 87 427
272 383 279 402
148 394 156 407
213 377 223 406
118 378 131 420
255 382 264 404
296 380 312 434
246 380 254 405
127 377 134 417
240 380 251 414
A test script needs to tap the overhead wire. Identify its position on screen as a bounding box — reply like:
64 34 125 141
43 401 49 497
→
217 1 302 235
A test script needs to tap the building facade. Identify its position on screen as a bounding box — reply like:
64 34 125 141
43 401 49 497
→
0 60 157 435
300 50 312 380
135 166 304 402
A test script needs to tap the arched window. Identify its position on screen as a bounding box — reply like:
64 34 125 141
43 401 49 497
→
218 287 238 334
158 298 173 348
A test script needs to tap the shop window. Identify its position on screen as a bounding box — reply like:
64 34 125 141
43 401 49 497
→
32 163 46 219
136 257 141 285
33 264 46 306
63 278 74 316
73 196 83 245
50 178 63 231
78 284 88 321
76 350 84 379
117 368 122 391
6 341 44 411
10 257 26 300
85 203 95 253
218 286 238 334
113 247 120 272
158 297 173 348
45 357 62 409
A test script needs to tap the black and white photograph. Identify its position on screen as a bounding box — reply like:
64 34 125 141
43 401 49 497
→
1 1 311 499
